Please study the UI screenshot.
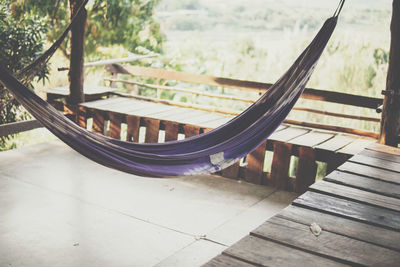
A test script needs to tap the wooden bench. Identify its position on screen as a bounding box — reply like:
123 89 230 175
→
46 90 376 193
46 65 382 193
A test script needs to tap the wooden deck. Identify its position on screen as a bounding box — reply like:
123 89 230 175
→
206 143 400 266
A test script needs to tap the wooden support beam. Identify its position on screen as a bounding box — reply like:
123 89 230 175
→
92 110 105 135
0 120 43 137
126 116 140 142
270 142 292 190
221 163 240 180
295 147 317 194
164 121 179 142
68 0 87 104
245 141 267 185
183 124 201 138
144 118 160 143
379 0 400 147
109 113 122 139
77 106 87 128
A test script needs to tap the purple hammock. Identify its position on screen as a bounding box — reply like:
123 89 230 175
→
0 5 343 177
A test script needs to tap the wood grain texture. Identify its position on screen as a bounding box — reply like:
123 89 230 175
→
183 124 201 138
378 0 400 146
221 163 240 180
77 106 87 128
268 127 310 143
270 142 292 189
283 120 378 139
126 115 140 142
338 161 400 185
360 148 400 164
245 141 267 185
293 191 400 231
0 120 43 137
164 121 179 142
295 146 317 194
92 110 105 135
109 113 122 139
367 142 400 156
315 134 358 152
205 254 256 267
252 217 400 266
110 65 382 108
310 180 400 212
68 0 86 104
80 97 129 109
290 131 334 147
325 170 400 199
144 118 160 143
337 138 376 155
223 235 346 267
277 205 400 251
349 154 400 173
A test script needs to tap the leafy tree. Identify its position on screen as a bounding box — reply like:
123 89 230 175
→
0 2 49 149
10 0 164 59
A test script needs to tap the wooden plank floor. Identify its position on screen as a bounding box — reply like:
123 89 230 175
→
205 143 400 267
79 97 376 155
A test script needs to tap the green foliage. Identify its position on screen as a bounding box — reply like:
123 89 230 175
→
0 2 49 150
373 48 389 66
0 3 49 79
9 0 164 59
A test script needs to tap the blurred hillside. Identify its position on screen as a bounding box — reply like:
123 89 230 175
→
154 0 392 95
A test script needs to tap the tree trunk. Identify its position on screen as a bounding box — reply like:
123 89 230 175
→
68 0 87 104
379 0 400 147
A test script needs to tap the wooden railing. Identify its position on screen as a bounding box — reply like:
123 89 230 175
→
0 114 75 138
105 64 383 138
0 120 43 137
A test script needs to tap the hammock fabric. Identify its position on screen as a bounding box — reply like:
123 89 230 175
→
0 2 344 177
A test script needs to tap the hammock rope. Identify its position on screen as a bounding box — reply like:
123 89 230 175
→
0 1 344 177
0 0 88 108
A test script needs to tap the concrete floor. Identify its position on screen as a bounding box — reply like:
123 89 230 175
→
0 140 297 267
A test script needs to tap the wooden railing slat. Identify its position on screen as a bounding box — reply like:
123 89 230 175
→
106 64 271 91
0 120 43 137
92 110 105 134
144 118 160 143
164 121 179 142
270 142 292 189
183 124 201 138
245 141 267 185
126 115 140 142
106 64 382 109
295 146 317 194
109 113 122 139
77 106 87 128
221 163 241 180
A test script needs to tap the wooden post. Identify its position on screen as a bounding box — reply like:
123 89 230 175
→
379 0 400 147
68 0 87 104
